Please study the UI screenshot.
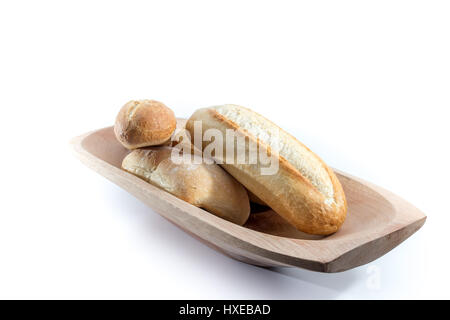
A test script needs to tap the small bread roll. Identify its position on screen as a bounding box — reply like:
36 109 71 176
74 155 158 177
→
114 99 176 149
121 147 250 225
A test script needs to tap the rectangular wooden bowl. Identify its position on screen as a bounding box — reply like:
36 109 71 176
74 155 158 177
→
71 124 426 272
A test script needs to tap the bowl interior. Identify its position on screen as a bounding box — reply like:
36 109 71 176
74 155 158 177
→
82 127 396 241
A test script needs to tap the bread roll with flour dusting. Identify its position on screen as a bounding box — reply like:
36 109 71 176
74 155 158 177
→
114 100 176 149
186 105 347 235
122 146 250 225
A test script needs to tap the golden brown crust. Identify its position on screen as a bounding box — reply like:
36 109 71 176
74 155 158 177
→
186 106 347 235
114 100 176 149
121 146 250 225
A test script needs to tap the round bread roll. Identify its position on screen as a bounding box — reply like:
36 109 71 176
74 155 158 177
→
121 146 250 225
114 99 176 149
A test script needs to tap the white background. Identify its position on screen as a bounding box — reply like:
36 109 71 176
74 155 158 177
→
0 1 449 299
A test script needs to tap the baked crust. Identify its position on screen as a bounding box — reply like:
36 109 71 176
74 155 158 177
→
114 99 176 149
122 146 250 225
186 106 347 235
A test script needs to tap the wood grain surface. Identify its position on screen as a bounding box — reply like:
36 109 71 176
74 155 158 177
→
71 122 426 272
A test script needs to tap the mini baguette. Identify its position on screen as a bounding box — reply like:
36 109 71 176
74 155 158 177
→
122 146 250 225
186 105 347 235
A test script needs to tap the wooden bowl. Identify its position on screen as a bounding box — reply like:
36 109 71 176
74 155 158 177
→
71 123 426 272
